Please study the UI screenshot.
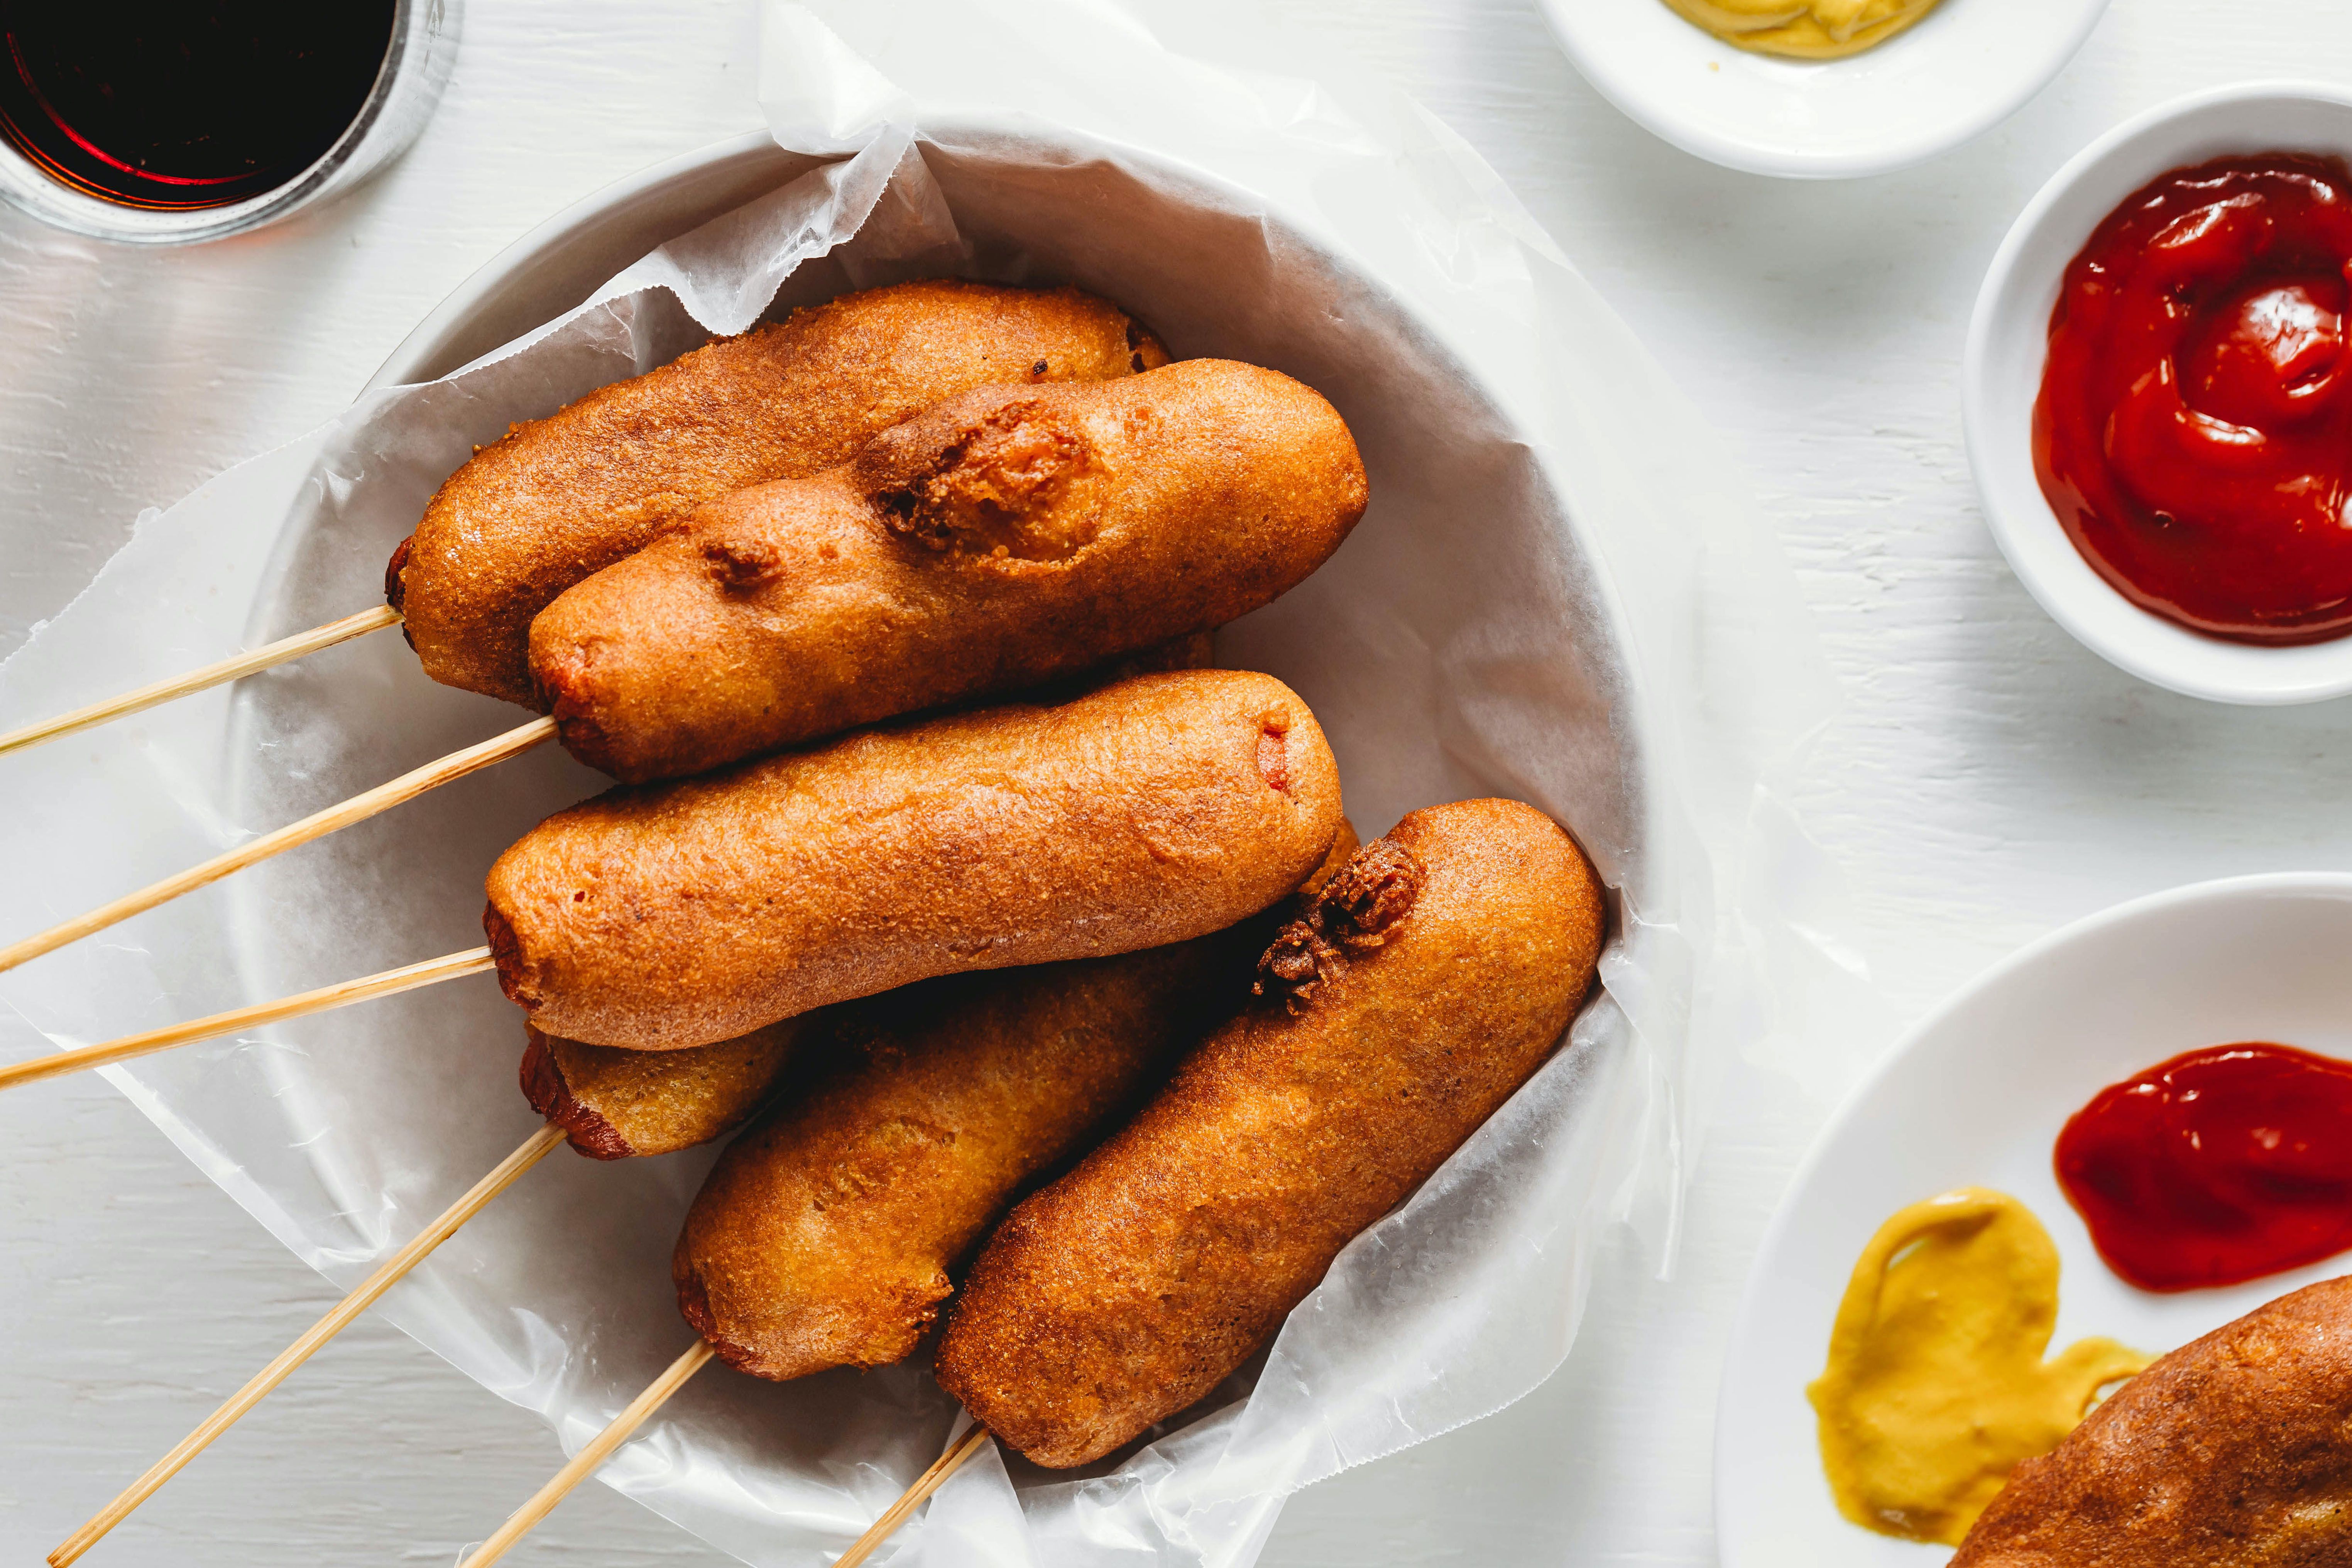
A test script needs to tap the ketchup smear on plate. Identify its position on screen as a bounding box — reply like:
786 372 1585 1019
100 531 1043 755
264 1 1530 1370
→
2035 154 2352 644
2055 1042 2352 1292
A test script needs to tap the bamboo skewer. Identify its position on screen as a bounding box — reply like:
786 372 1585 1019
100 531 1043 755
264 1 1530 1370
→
457 1342 991 1568
456 1340 721 1568
0 716 555 978
0 946 495 1092
832 1423 993 1568
47 1124 566 1568
19 596 999 1565
0 605 403 758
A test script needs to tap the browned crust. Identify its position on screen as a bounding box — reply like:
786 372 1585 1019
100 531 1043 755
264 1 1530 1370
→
933 799 1606 1468
483 902 529 1008
518 1029 633 1159
1254 836 1422 1012
526 359 1368 784
383 536 411 614
389 280 1162 708
1953 1275 2352 1565
676 1264 722 1347
484 669 1344 1050
519 1021 805 1161
670 936 1255 1382
671 804 1347 1380
543 706 624 780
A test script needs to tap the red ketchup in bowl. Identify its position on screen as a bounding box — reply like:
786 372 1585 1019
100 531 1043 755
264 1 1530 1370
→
2055 1043 2352 1291
2035 154 2352 644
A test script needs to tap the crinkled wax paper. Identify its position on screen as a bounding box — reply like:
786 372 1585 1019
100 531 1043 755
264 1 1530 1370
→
0 2 1840 1564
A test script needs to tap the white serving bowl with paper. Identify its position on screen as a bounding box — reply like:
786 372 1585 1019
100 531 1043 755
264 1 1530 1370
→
0 61 1810 1560
224 120 1659 1561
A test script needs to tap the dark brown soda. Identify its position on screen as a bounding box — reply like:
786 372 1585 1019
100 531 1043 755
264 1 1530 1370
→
0 2 396 211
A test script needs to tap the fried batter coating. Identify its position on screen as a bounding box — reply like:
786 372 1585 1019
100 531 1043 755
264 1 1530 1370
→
1953 1275 2352 1566
389 280 1166 706
483 670 1343 1051
530 360 1368 782
519 1020 803 1159
670 819 1358 1381
512 645 1230 1156
933 798 1605 1468
672 940 1250 1381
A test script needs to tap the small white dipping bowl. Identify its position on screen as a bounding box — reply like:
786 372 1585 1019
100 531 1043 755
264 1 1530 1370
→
1965 82 2352 705
1537 0 2111 179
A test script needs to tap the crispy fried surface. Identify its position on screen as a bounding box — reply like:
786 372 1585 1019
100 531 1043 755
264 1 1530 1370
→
1953 1275 2352 1566
391 280 1165 706
668 822 1355 1382
519 1021 803 1159
933 798 1605 1468
529 360 1367 782
671 938 1254 1381
483 670 1343 1050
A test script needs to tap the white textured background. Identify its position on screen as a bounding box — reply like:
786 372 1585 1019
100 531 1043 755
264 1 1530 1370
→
7 2 2352 1564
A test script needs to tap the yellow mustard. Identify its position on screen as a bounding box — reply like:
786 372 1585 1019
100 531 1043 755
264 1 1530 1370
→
1806 1188 2151 1544
1662 0 1943 59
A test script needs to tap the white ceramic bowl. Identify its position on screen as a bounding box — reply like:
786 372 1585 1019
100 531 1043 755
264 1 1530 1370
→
1965 81 2352 705
1716 872 2352 1566
172 125 1659 1556
1537 0 2110 179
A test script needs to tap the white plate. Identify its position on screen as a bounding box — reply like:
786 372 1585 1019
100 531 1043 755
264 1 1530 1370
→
1965 81 2352 705
1715 873 2352 1567
1537 0 2110 179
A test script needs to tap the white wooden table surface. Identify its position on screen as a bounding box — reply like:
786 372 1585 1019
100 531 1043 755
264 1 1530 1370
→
7 2 2351 1564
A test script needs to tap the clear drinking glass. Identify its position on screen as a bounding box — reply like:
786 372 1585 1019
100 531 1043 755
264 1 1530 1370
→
0 0 462 246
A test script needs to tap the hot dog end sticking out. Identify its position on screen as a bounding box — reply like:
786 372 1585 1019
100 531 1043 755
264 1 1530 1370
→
519 1020 806 1160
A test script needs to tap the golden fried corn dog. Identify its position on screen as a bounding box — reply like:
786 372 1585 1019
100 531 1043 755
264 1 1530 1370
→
933 799 1605 1468
673 944 1243 1380
520 1020 805 1159
671 819 1360 1379
389 280 1166 706
529 359 1368 782
483 669 1343 1051
1952 1276 2352 1567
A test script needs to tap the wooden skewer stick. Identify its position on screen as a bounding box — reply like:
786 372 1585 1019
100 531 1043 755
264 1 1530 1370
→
47 1124 566 1568
456 1340 721 1568
0 946 495 1092
832 1423 993 1568
0 715 555 977
458 1345 989 1568
0 605 402 758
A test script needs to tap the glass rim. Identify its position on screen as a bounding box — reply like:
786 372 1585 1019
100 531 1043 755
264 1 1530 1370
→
0 0 445 246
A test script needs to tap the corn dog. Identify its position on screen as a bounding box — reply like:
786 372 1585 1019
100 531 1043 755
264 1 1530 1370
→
529 360 1368 783
1951 1276 2352 1566
521 1021 805 1159
932 799 1605 1468
483 669 1344 1051
388 280 1167 706
671 946 1234 1379
514 633 1219 1124
671 819 1358 1379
